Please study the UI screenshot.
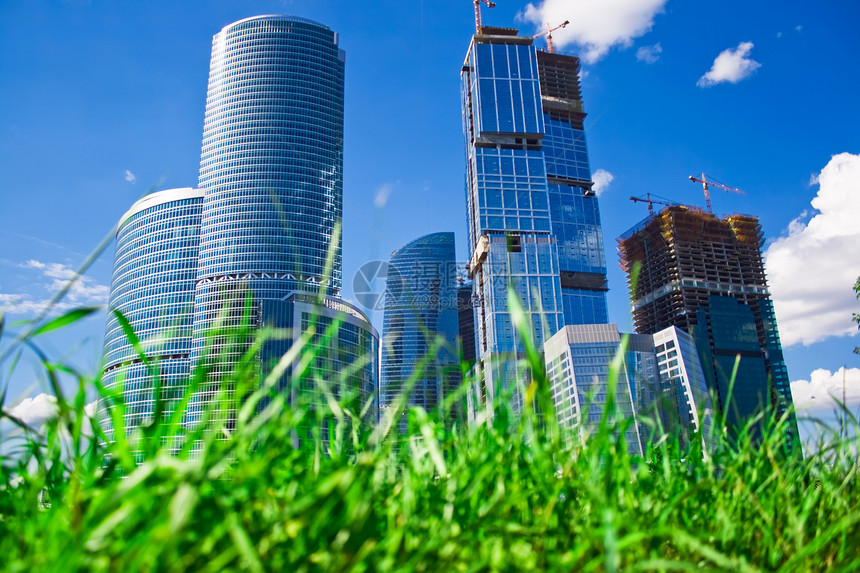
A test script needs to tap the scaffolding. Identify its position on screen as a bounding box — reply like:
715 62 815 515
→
618 206 770 339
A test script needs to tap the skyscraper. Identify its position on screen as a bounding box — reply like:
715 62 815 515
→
184 16 379 427
192 16 346 363
544 324 642 455
538 51 609 325
652 326 716 451
99 188 204 451
460 26 607 415
380 233 462 426
101 16 378 445
618 206 798 446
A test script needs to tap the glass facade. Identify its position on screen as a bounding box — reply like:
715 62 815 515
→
461 29 610 417
189 16 351 420
380 233 462 427
653 326 716 451
539 54 609 326
693 295 770 434
98 188 204 450
624 333 660 452
544 324 642 455
99 17 377 448
254 293 379 443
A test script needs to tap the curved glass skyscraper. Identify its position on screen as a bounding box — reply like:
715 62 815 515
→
192 15 346 367
99 187 204 448
380 233 462 425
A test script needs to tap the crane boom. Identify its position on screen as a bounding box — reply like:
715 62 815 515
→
532 20 570 53
688 172 745 213
473 0 496 33
630 193 679 218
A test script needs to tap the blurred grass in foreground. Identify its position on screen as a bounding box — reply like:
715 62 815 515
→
1 299 860 573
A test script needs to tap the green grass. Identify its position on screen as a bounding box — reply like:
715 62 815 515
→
2 300 860 572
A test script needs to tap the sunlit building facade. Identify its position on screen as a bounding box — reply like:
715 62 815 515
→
538 51 609 325
653 325 716 451
185 16 376 427
99 187 204 449
461 27 609 418
544 324 642 455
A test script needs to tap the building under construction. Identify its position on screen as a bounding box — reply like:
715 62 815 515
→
618 206 798 448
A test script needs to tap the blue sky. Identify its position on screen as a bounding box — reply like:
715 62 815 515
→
1 0 858 444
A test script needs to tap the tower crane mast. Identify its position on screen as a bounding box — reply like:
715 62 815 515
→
689 173 745 213
472 0 496 33
532 20 570 53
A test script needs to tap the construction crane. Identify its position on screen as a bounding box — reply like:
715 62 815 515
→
472 0 496 34
532 20 570 53
689 173 745 213
630 193 680 218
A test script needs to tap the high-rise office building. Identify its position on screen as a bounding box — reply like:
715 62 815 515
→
99 188 204 451
538 51 609 325
380 233 462 427
258 292 379 441
101 17 378 445
544 324 642 455
623 332 661 451
183 16 381 429
652 326 716 451
618 206 798 446
192 16 346 363
460 26 607 415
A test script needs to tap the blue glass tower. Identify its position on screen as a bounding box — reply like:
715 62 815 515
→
190 16 347 405
538 52 609 325
380 233 462 425
98 188 204 450
461 27 608 413
192 16 346 364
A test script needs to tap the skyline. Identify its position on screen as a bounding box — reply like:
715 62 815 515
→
1 0 859 443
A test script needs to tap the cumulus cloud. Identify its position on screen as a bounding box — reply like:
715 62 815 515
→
520 0 668 63
374 182 396 209
697 41 761 88
6 394 59 428
124 170 136 184
636 43 662 64
3 393 97 439
0 259 109 315
764 153 860 347
791 367 860 414
591 169 614 196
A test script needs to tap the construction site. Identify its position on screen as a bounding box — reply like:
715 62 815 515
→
618 205 769 338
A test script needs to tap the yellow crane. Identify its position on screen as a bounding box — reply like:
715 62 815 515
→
472 0 496 34
532 20 570 53
689 173 745 213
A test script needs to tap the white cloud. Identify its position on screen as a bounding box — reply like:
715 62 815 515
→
791 367 860 414
520 0 668 63
636 43 662 64
764 152 860 347
591 169 614 196
697 41 761 88
374 182 396 209
795 25 803 32
0 259 109 315
124 170 136 184
5 394 58 428
3 394 97 439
